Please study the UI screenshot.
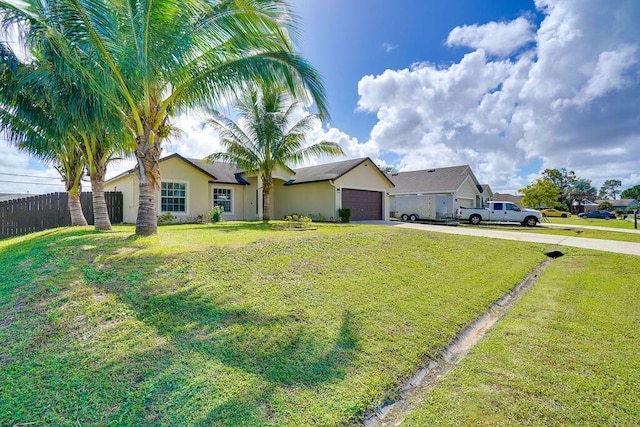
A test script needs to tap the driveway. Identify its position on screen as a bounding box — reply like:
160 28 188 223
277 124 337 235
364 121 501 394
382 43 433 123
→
356 221 640 256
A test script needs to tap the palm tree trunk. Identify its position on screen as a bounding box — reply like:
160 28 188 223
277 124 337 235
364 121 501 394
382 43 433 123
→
135 132 162 236
262 175 272 221
90 166 112 231
68 190 88 226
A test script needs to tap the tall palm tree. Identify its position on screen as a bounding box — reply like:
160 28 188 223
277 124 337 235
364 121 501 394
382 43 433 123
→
0 36 130 230
206 84 344 220
0 60 89 226
1 0 329 236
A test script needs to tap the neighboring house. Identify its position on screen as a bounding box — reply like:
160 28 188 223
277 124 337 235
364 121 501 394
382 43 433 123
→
477 184 493 208
572 199 598 213
491 193 523 205
104 154 394 223
595 199 640 211
387 165 485 220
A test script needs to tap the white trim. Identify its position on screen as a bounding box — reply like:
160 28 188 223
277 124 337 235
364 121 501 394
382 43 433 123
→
159 179 189 215
212 186 234 215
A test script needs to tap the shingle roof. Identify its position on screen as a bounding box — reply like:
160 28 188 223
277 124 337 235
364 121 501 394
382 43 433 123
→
106 153 250 185
595 199 639 207
387 165 473 194
184 157 249 185
285 157 384 185
107 154 394 187
492 193 523 204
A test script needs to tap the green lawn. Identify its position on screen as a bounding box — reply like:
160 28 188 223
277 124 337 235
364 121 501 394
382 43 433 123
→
0 223 548 426
404 250 640 426
544 215 639 229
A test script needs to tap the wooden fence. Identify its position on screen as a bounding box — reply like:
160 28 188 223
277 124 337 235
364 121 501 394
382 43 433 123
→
0 192 123 239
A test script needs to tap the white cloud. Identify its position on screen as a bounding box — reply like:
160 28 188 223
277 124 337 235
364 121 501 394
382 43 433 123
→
382 42 398 52
351 0 640 192
0 141 65 194
446 17 535 57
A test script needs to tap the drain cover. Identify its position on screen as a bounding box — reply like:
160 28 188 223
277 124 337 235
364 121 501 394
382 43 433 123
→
546 250 564 258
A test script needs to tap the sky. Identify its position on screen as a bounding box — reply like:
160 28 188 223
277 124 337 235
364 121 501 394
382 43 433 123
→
1 0 640 195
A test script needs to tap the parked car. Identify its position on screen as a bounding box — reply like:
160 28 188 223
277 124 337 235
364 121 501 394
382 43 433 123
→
578 210 616 219
456 201 542 226
541 208 571 218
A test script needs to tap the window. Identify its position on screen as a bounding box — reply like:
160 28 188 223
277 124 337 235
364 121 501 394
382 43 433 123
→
213 188 232 213
506 203 520 211
161 182 186 212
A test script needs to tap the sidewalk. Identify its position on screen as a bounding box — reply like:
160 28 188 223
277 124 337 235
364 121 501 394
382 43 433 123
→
358 221 640 256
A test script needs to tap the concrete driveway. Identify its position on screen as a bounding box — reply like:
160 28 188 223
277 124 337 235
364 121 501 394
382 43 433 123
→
357 221 640 256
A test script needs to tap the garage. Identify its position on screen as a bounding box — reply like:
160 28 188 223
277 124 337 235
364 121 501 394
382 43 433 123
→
342 189 383 220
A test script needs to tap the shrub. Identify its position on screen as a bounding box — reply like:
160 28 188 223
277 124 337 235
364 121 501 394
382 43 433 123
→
613 209 624 217
157 212 175 224
208 206 225 223
284 214 313 228
337 208 351 223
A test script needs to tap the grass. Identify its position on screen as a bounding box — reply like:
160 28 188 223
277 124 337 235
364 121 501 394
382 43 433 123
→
404 250 640 426
0 222 549 426
544 216 640 229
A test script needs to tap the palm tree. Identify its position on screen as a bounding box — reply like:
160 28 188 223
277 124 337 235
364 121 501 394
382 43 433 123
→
0 61 89 226
206 84 344 220
0 36 130 230
1 0 329 236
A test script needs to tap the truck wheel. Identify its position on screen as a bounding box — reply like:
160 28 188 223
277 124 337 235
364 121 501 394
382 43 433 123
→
409 214 417 221
401 213 409 221
524 216 538 227
469 214 481 225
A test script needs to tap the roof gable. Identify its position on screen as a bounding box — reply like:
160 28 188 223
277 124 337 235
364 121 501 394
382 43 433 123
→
105 153 249 185
285 157 394 186
388 165 479 194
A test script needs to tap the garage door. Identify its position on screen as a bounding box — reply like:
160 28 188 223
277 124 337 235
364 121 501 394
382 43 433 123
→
342 189 382 220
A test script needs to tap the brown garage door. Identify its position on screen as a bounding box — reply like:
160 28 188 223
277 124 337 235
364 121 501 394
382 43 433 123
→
342 189 382 220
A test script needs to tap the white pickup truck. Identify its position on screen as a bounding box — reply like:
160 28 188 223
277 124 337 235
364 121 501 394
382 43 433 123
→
456 201 542 226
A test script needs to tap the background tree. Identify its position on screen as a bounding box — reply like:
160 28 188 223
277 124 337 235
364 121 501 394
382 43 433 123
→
621 185 640 200
541 168 576 208
567 178 597 212
0 0 329 236
598 200 614 210
598 179 622 200
519 179 561 209
206 84 344 220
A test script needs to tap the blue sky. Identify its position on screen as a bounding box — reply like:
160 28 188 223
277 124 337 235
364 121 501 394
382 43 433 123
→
1 0 639 195
295 0 540 143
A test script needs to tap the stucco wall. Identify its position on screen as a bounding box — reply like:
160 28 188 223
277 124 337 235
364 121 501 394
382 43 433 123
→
274 181 336 220
456 177 480 209
105 157 249 222
334 159 393 191
105 173 138 224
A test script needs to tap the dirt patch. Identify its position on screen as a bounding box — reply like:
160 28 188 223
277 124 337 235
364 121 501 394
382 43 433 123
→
363 259 552 426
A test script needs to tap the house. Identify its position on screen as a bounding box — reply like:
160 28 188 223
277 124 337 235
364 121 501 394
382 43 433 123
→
104 154 394 223
594 199 640 211
573 199 598 213
491 193 523 205
387 165 486 220
477 184 493 208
